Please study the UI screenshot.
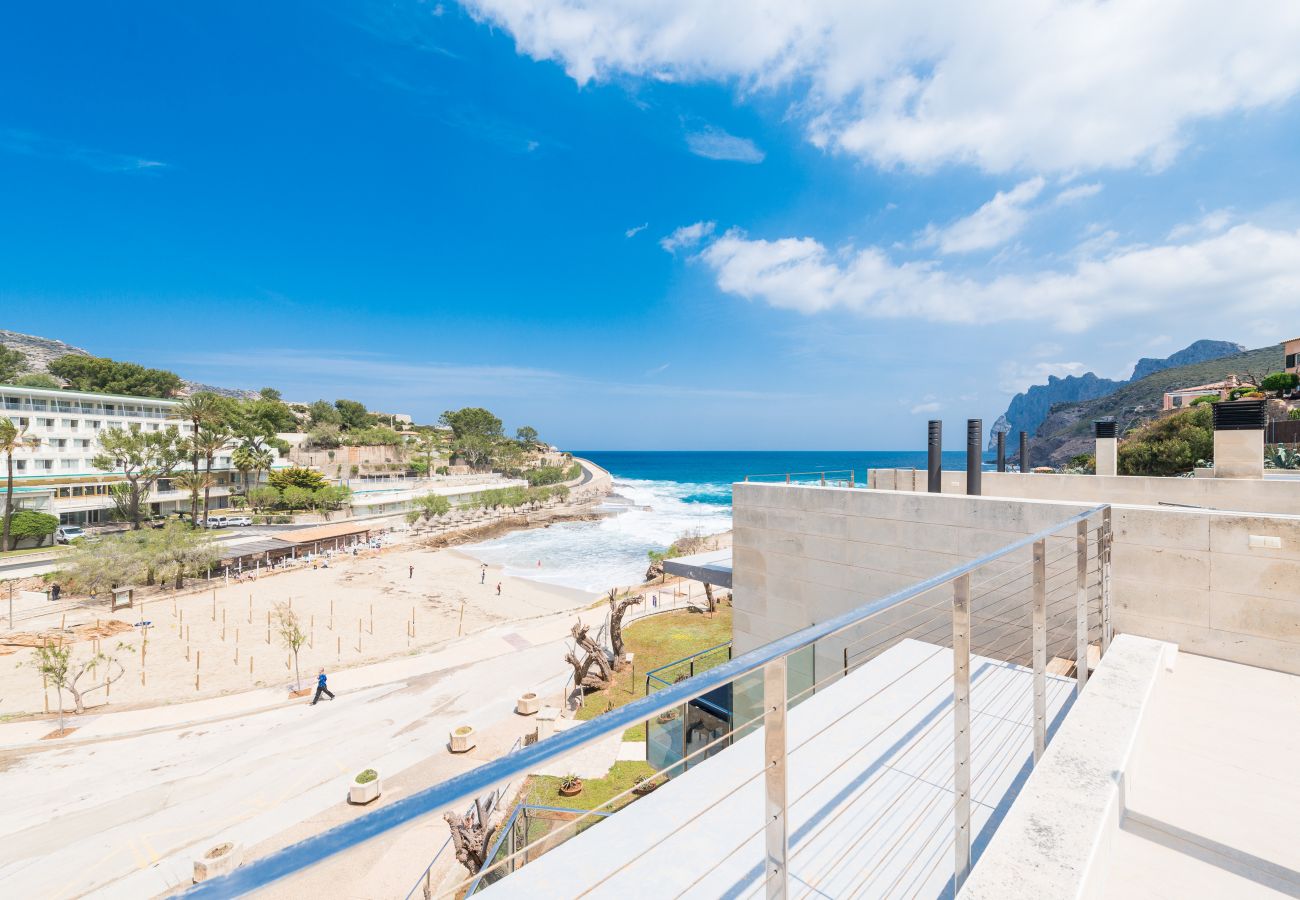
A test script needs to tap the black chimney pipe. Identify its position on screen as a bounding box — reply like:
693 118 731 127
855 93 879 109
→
927 420 942 493
967 419 982 495
1019 431 1030 472
996 431 1006 472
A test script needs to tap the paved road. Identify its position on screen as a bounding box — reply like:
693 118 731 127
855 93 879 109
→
0 610 594 898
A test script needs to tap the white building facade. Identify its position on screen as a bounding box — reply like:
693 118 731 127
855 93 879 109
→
1 385 262 526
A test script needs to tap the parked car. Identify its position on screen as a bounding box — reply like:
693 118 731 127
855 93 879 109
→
225 515 253 527
55 525 86 544
204 516 228 529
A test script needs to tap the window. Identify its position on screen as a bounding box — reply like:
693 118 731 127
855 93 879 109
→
61 460 77 470
35 460 52 471
58 487 71 496
13 460 25 472
62 419 77 429
37 417 55 428
88 420 101 429
76 439 90 449
71 486 83 497
149 423 160 431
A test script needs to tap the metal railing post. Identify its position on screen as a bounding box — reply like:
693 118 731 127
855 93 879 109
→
1101 507 1113 654
1076 521 1089 695
952 573 972 889
1032 540 1047 763
763 659 789 899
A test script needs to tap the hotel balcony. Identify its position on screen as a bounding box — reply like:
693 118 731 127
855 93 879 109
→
179 477 1299 900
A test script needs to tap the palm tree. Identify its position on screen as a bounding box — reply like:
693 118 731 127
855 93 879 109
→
232 445 256 494
173 470 214 526
1 419 41 551
192 426 232 524
249 447 274 491
172 393 225 517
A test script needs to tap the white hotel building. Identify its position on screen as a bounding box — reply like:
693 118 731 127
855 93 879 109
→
2 384 262 526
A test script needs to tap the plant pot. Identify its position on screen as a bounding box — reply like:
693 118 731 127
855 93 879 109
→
193 841 242 883
559 780 583 797
516 692 541 715
450 725 476 753
349 772 381 805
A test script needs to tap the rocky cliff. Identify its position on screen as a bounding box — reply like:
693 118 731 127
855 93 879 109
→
990 338 1245 451
1022 342 1282 467
0 329 254 398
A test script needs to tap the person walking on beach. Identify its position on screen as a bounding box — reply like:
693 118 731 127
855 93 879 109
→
496 582 502 597
480 568 486 585
408 564 414 579
311 667 335 705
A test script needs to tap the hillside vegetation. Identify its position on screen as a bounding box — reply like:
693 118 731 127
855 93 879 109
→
1027 343 1283 466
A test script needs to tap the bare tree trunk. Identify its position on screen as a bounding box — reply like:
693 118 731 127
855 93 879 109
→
703 582 716 613
607 590 642 664
444 806 497 874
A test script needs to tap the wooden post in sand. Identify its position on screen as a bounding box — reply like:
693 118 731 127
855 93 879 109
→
212 590 216 621
330 599 334 631
358 619 362 652
458 601 466 637
196 650 201 691
249 594 253 624
250 656 254 675
370 605 374 635
336 635 341 660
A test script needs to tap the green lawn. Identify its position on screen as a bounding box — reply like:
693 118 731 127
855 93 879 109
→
524 760 656 812
575 606 732 741
0 544 63 560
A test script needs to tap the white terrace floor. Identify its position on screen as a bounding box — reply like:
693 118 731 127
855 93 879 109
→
1104 652 1300 899
484 639 1077 899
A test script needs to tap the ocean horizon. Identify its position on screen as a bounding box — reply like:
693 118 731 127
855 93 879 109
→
466 449 972 593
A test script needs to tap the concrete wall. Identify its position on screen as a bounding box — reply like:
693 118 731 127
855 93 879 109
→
733 483 1300 677
868 467 1300 516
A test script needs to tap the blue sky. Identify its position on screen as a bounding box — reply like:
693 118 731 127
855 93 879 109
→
2 1 1299 449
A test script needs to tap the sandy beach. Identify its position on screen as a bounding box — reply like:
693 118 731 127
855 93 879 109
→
0 540 599 721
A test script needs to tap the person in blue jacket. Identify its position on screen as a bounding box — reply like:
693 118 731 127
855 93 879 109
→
311 667 335 705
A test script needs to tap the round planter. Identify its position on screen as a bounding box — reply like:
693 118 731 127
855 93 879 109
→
349 772 381 805
516 692 541 715
559 781 583 797
193 841 242 883
450 725 476 753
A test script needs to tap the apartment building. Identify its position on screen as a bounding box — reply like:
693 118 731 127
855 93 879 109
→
1 384 249 526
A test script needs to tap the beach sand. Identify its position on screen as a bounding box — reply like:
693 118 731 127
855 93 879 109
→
0 541 599 720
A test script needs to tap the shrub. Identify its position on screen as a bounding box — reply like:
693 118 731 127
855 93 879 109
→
9 509 59 541
355 769 378 785
1260 372 1299 397
1189 395 1219 406
1117 406 1213 476
268 467 329 492
1290 409 1300 421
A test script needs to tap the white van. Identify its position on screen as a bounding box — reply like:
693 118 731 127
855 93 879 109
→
204 516 228 529
226 515 253 527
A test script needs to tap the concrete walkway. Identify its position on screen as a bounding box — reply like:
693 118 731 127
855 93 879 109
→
0 603 608 898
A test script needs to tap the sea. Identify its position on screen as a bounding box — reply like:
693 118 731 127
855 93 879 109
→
466 450 970 593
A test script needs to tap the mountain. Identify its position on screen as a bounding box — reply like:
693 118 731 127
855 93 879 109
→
1128 339 1245 381
990 339 1245 450
1024 342 1283 466
0 329 255 398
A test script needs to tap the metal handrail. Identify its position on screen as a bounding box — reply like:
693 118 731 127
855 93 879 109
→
743 469 855 486
645 641 733 689
180 503 1109 898
465 804 613 895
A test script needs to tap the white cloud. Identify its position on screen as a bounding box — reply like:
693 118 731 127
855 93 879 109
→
695 221 1300 332
625 222 649 238
461 0 1300 173
685 126 765 163
1167 209 1234 241
920 177 1044 254
910 400 942 415
645 362 670 376
660 220 716 253
1054 183 1103 205
0 128 166 173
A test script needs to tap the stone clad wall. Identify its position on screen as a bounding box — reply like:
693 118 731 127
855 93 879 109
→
733 483 1300 676
868 468 1300 516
